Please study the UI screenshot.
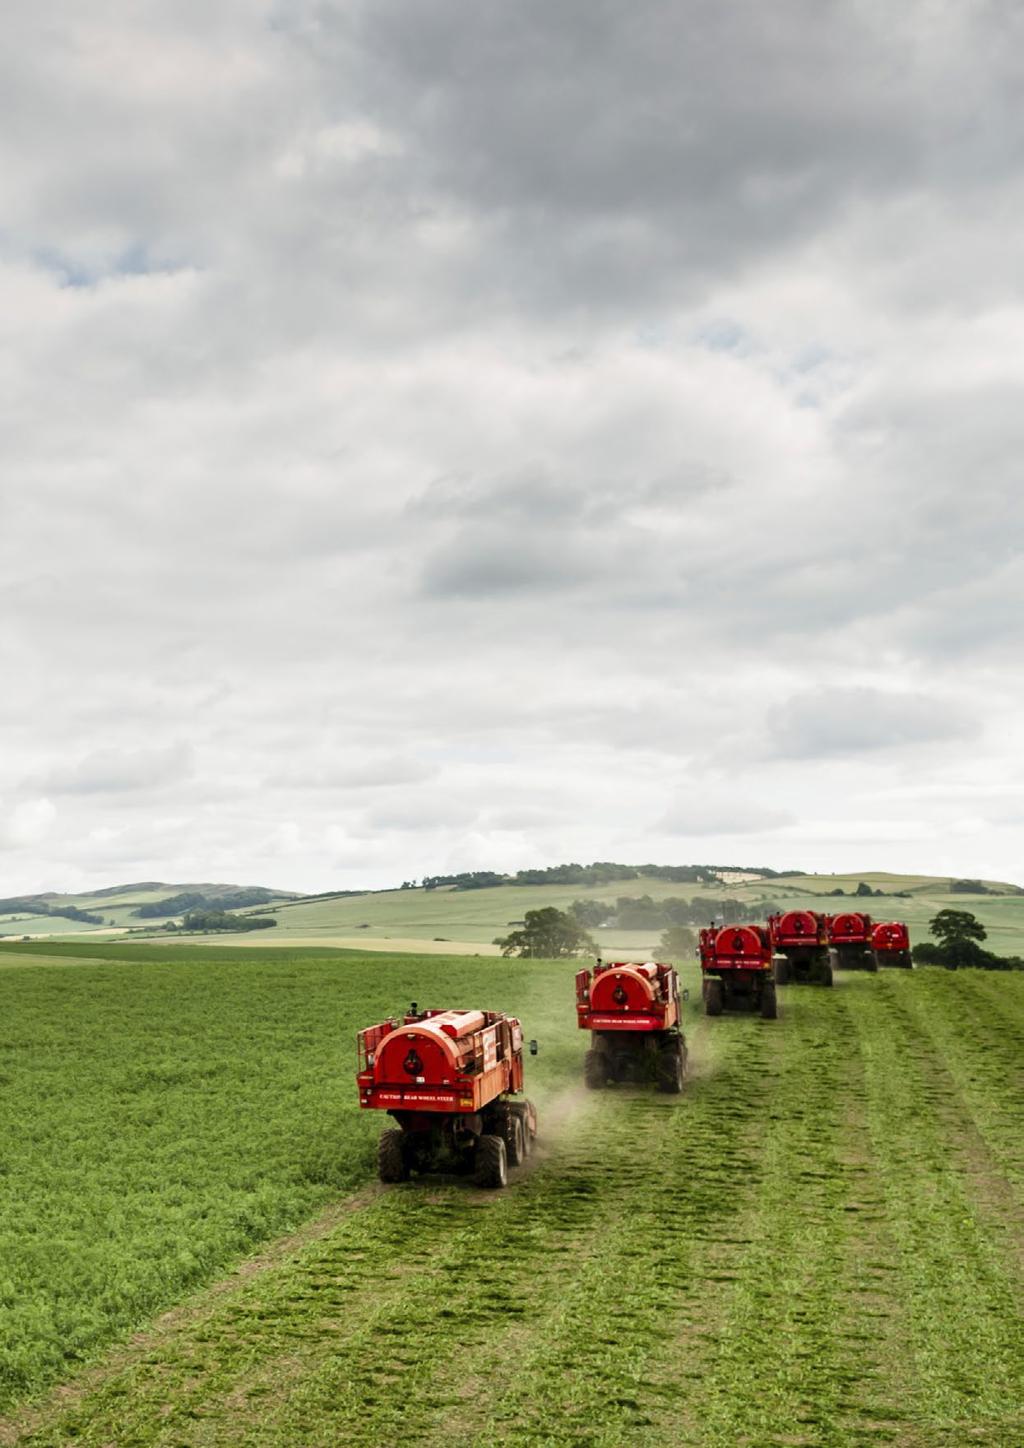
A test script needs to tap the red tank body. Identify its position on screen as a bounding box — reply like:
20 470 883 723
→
767 910 833 987
871 921 913 968
827 912 878 972
769 910 828 950
575 960 686 1092
576 960 680 1033
357 1008 537 1188
699 925 777 1018
828 911 873 945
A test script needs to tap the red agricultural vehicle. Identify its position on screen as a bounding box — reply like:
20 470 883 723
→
768 910 833 987
871 920 913 968
575 959 686 1092
699 925 778 1018
828 911 878 971
357 1007 537 1189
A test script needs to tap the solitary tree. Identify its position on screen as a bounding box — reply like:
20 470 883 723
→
494 907 595 959
928 908 987 969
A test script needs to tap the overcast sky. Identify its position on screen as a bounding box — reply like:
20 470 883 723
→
2 0 1022 895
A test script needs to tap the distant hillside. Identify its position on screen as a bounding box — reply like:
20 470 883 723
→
0 882 303 939
189 867 1024 958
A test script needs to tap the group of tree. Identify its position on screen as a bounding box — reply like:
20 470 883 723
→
826 882 910 899
419 861 785 892
0 897 104 925
134 888 277 919
917 909 1022 970
169 910 277 934
568 894 763 932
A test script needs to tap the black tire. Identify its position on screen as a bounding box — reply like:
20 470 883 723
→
584 1049 606 1090
761 981 778 1020
822 963 833 988
865 952 878 973
705 977 723 1017
378 1129 408 1184
474 1134 508 1189
774 956 791 986
503 1113 525 1167
656 1041 684 1094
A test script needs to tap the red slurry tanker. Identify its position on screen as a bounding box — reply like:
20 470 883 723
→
768 910 833 987
699 925 778 1018
575 959 686 1092
357 1007 537 1188
871 920 913 968
828 911 878 971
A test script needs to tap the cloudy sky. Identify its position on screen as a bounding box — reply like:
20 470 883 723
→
3 0 1022 895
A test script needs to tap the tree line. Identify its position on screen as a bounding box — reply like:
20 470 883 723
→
133 888 277 918
415 861 790 892
0 897 104 926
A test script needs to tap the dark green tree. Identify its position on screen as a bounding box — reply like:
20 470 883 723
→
928 909 987 970
494 907 595 959
929 909 986 946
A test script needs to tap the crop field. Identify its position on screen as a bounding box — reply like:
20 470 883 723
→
1 941 1022 1447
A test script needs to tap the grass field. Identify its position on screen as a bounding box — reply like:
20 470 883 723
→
0 940 1022 1447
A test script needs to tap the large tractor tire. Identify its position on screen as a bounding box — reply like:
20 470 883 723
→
774 956 791 986
760 981 778 1020
705 977 724 1017
865 951 879 973
502 1113 525 1167
656 1039 685 1094
474 1134 508 1189
510 1102 535 1157
822 962 834 988
584 1049 606 1090
378 1129 409 1184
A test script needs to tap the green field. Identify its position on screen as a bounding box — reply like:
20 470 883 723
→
0 941 1021 1447
212 871 1024 960
9 873 1024 964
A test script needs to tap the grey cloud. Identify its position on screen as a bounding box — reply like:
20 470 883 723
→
37 743 194 795
766 689 977 760
421 527 598 598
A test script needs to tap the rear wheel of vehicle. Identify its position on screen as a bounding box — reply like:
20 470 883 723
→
503 1113 525 1167
474 1134 508 1189
657 1041 684 1093
584 1049 606 1090
774 957 790 986
761 981 778 1020
822 963 833 988
865 952 878 973
378 1129 408 1184
705 978 723 1016
521 1101 537 1155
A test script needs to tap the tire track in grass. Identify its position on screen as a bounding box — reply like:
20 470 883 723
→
849 975 1024 1439
671 981 914 1448
894 972 1024 1202
452 1018 782 1447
